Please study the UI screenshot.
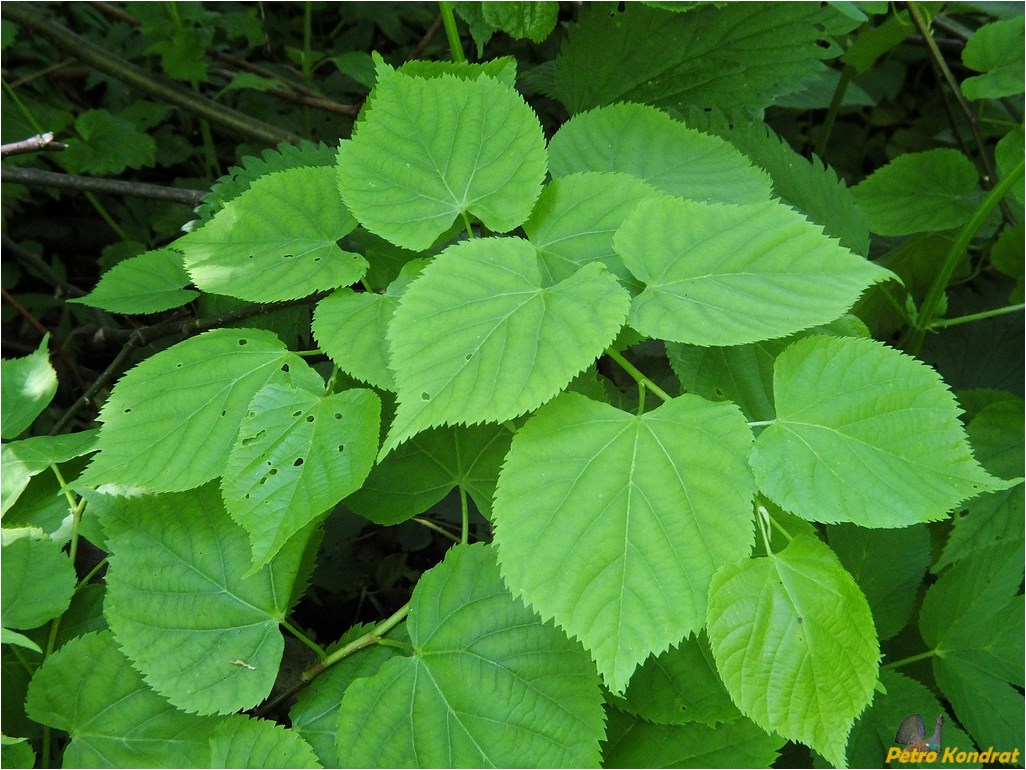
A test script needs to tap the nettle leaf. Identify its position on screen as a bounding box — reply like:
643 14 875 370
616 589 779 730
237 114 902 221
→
337 69 546 250
706 535 880 768
312 260 428 392
554 3 857 113
1 531 76 630
750 335 1011 527
102 484 316 715
25 631 221 767
1 430 97 515
1 334 57 440
179 166 367 303
493 392 755 694
346 423 511 525
616 197 892 346
602 707 785 768
547 103 772 204
80 328 317 494
611 632 740 726
394 56 518 87
482 1 558 43
826 524 932 641
523 172 660 284
334 543 606 768
382 238 630 456
920 544 1024 749
222 385 380 568
69 248 198 313
851 149 979 236
846 670 974 768
209 716 321 769
961 15 1025 101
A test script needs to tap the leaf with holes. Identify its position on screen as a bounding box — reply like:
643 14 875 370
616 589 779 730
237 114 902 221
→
493 392 755 694
179 166 367 302
616 197 893 346
336 66 546 250
101 484 316 715
381 237 630 456
334 543 606 767
222 385 379 568
79 328 321 494
749 335 1013 527
547 103 772 204
706 535 879 768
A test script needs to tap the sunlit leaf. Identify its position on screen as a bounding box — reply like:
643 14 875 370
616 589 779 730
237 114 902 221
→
493 392 755 693
1 334 57 440
1 531 76 630
707 535 879 767
69 248 198 313
209 716 322 769
1 431 97 515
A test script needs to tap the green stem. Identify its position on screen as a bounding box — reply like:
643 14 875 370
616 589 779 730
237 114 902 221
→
748 419 775 428
881 649 937 670
605 347 672 403
438 2 467 63
460 210 475 238
3 4 300 146
815 65 853 158
281 620 327 660
459 486 469 545
411 516 461 544
903 158 1024 354
83 191 131 241
756 504 774 556
928 303 1025 330
306 602 411 680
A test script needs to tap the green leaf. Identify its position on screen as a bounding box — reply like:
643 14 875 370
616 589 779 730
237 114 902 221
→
0 736 34 769
826 524 932 640
846 670 976 768
346 423 511 525
616 197 892 346
222 385 380 568
101 484 316 715
337 69 546 250
25 631 221 767
69 248 198 313
392 54 518 88
602 707 785 768
1 334 57 440
961 15 1025 100
611 633 740 726
61 109 156 175
996 127 1025 208
547 103 772 204
1 531 76 630
554 3 857 113
381 238 630 456
1 430 97 515
2 628 42 653
209 716 322 769
920 544 1024 749
750 335 1011 526
493 392 755 694
334 543 605 767
706 534 880 767
179 167 367 303
80 328 318 494
524 172 661 284
482 1 558 42
852 149 979 236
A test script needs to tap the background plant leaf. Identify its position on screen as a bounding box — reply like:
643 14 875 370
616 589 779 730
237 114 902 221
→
493 392 755 694
25 631 221 767
382 237 629 455
69 248 198 313
547 103 772 204
179 166 367 302
750 335 1011 526
101 484 317 715
616 197 892 346
334 543 606 768
222 385 380 568
336 69 546 250
706 535 880 767
960 15 1025 101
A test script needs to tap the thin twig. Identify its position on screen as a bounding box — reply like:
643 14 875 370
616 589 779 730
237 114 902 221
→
1 132 67 157
408 15 444 61
1 167 206 206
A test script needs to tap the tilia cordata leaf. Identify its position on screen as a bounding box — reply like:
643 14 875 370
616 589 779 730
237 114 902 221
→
493 392 756 694
706 535 880 768
381 237 629 456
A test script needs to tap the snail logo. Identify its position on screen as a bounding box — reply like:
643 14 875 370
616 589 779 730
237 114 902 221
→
895 713 944 752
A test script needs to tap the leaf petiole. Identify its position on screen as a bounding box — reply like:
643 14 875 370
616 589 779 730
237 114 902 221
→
605 347 672 403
